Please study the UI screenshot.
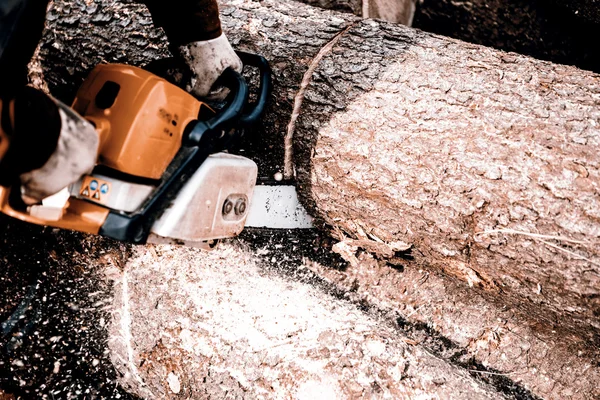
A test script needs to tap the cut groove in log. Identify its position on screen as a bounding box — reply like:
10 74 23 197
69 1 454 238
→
284 24 354 178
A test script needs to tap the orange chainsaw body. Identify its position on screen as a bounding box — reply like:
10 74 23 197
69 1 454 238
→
0 64 211 233
72 64 209 179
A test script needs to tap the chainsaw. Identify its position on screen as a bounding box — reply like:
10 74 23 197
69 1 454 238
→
0 52 312 249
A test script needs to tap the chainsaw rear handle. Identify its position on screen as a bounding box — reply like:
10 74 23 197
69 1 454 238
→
184 51 271 150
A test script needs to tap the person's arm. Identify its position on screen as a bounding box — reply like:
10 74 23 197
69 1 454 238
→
142 0 243 99
0 0 48 95
0 0 99 204
143 0 223 44
0 88 98 204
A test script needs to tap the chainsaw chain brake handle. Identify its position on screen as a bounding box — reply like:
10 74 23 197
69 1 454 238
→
184 51 273 151
237 51 273 126
98 51 272 244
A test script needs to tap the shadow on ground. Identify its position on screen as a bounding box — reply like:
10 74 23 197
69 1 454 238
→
0 216 136 399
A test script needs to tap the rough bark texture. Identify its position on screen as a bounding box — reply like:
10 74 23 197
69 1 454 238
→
16 0 599 398
293 16 600 321
305 250 600 400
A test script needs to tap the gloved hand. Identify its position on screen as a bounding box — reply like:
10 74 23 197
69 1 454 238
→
0 87 98 205
177 33 243 100
19 100 98 204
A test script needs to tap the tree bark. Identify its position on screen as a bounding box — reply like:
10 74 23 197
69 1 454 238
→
25 0 600 399
290 12 600 321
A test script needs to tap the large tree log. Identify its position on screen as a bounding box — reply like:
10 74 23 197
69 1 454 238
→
109 243 506 399
15 0 599 398
290 12 600 318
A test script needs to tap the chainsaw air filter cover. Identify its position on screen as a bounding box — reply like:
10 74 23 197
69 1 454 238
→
72 64 210 180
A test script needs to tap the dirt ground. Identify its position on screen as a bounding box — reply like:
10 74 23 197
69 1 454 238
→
0 217 135 398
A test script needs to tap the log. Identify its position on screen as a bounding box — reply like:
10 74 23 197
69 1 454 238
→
109 243 506 399
283 5 600 397
13 0 598 398
290 10 600 319
305 243 600 400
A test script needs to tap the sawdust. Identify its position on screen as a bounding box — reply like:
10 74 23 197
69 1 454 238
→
107 242 502 399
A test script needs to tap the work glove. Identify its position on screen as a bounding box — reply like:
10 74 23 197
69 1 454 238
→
19 101 98 204
0 87 98 205
177 33 243 100
19 101 99 204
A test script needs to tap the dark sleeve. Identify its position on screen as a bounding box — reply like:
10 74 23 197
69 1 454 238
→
141 0 223 46
0 1 60 186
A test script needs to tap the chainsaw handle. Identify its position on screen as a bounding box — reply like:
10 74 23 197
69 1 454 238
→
184 67 249 148
184 52 272 149
236 51 272 126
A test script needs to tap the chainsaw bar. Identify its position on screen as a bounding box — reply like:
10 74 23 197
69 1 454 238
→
245 184 313 229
